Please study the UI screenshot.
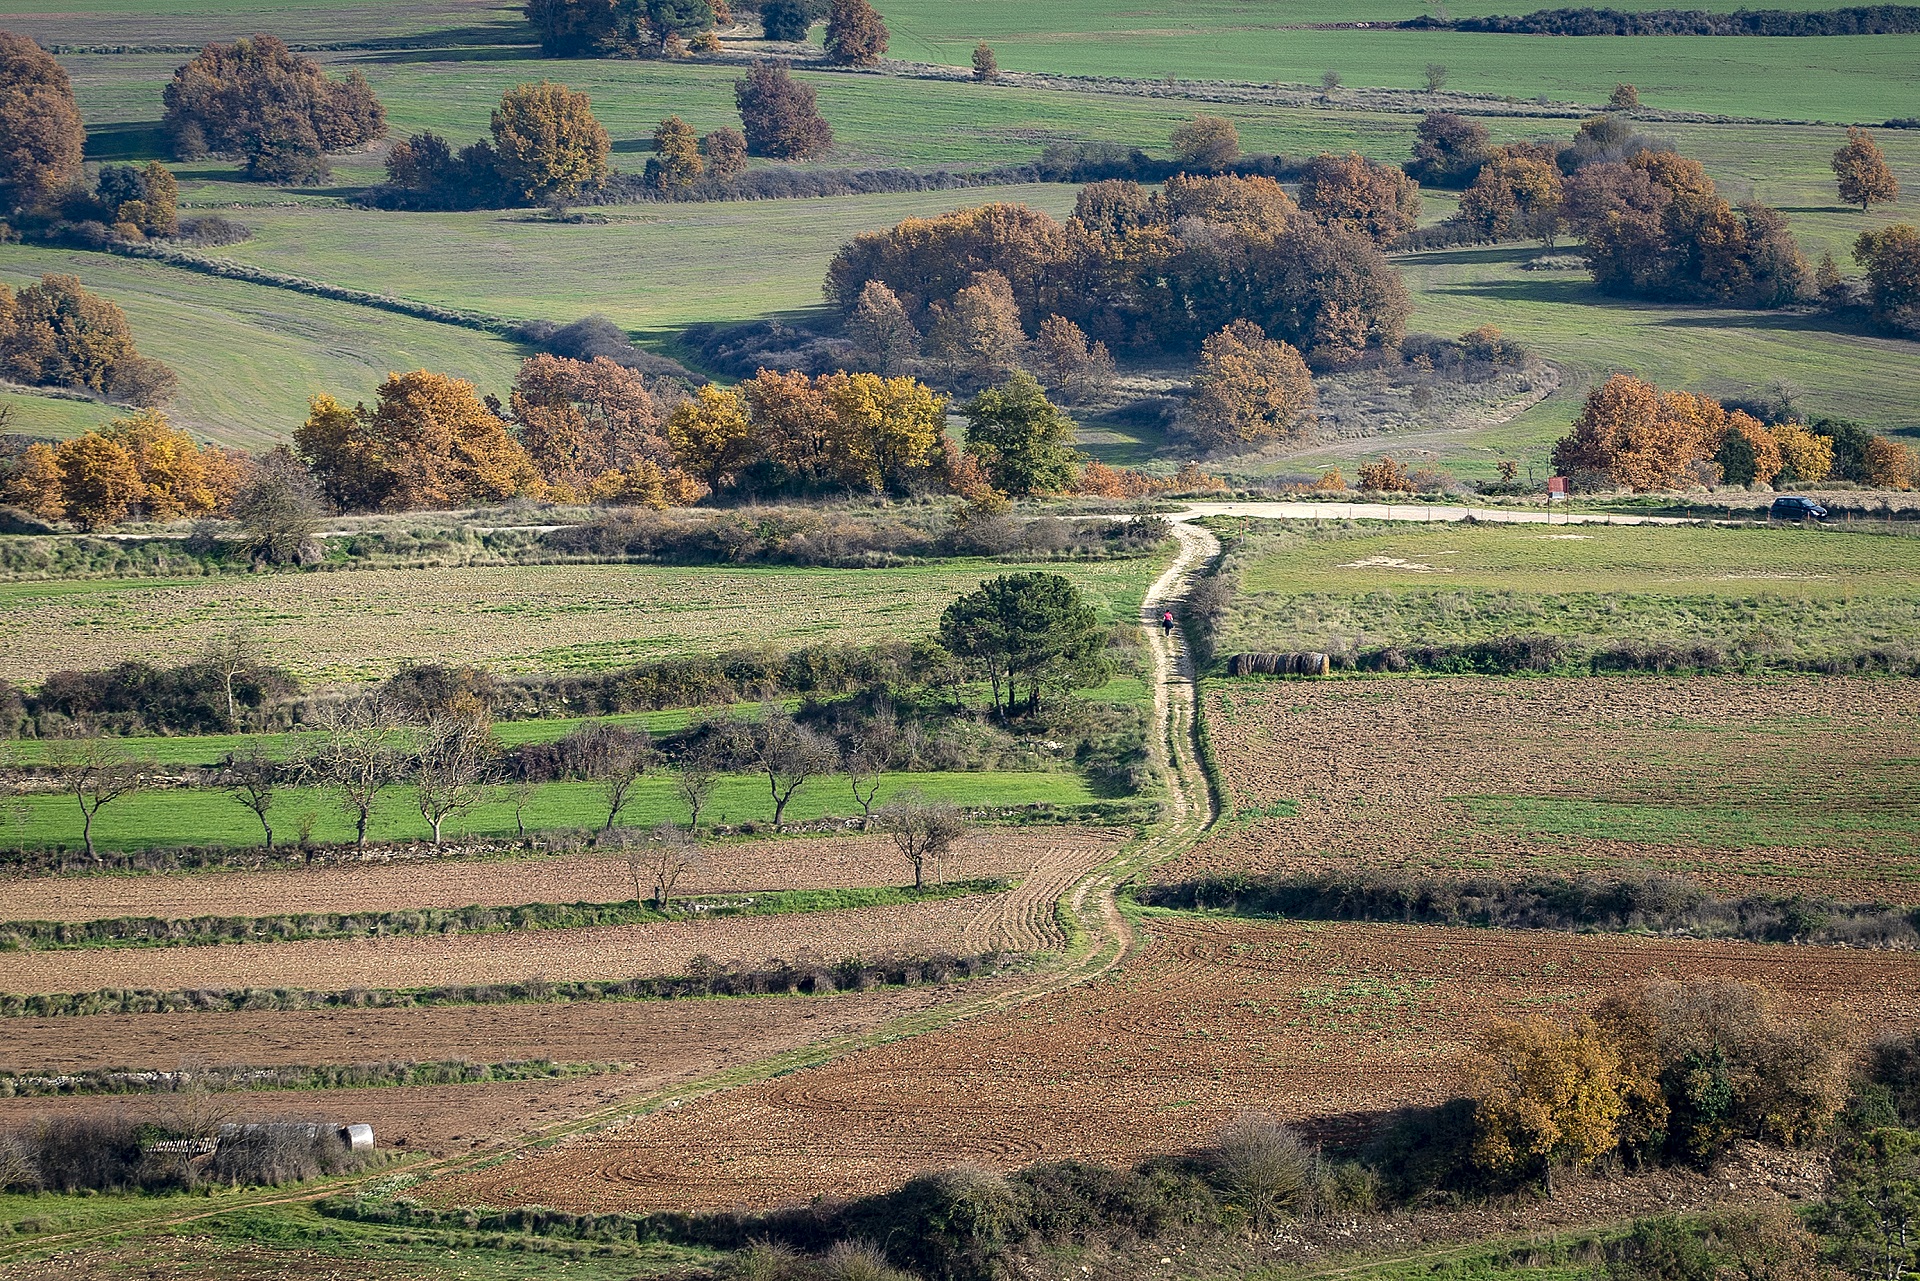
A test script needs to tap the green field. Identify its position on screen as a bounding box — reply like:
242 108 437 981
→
875 0 1920 121
1214 519 1920 662
0 555 1158 682
0 243 529 451
0 389 118 441
6 769 1095 850
202 184 1079 341
17 13 1920 458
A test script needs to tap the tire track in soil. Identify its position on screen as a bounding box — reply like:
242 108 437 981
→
419 525 1225 1213
0 530 1225 1261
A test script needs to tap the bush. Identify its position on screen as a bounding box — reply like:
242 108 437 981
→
1212 1115 1314 1222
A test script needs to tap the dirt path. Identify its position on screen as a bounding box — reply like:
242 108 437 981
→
0 533 1226 1262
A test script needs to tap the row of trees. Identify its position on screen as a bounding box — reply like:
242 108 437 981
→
23 698 965 875
826 172 1412 365
380 60 831 208
1550 373 1919 492
2 409 250 529
525 0 889 65
0 273 177 409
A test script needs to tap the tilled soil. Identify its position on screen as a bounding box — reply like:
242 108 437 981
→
424 915 1920 1214
1 831 1085 924
1170 675 1920 901
0 832 1125 996
0 977 1030 1156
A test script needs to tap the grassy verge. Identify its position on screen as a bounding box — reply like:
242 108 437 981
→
0 951 1011 1019
0 880 1011 951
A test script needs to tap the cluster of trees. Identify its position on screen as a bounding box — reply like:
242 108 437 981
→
1443 116 1811 307
380 61 831 208
1551 373 1918 492
296 359 712 513
383 80 612 207
2 408 247 529
162 34 385 183
663 367 948 495
1467 980 1847 1192
826 172 1412 366
644 115 747 189
524 0 889 64
0 273 178 409
524 0 724 58
1421 113 1908 323
1844 222 1920 337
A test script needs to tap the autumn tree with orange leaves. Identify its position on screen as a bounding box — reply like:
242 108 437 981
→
2 409 241 529
1832 126 1899 213
1296 151 1421 245
296 371 536 512
1181 320 1317 450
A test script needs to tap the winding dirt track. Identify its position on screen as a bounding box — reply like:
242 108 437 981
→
418 524 1227 1212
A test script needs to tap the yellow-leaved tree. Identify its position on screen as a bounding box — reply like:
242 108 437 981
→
491 81 610 201
818 370 946 492
665 384 756 489
1468 1014 1627 1193
296 373 536 512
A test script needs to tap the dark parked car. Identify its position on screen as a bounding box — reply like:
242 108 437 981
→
1769 495 1827 521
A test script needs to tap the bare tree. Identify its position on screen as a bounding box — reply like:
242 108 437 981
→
876 790 965 891
570 720 652 833
845 720 896 831
755 707 838 828
503 778 538 839
675 740 719 832
304 697 408 848
200 627 261 729
218 736 279 851
44 736 147 858
414 712 497 844
627 822 702 911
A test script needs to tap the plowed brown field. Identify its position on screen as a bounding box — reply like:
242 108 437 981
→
1172 675 1920 900
425 915 1920 1214
0 832 1124 996
2 831 1088 924
0 979 1027 1155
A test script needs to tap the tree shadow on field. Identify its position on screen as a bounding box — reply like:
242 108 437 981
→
1776 204 1860 215
84 122 167 164
358 42 545 65
1653 308 1911 343
1424 276 1599 306
1397 245 1542 268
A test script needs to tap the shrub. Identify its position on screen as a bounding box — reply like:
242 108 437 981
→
1212 1115 1314 1222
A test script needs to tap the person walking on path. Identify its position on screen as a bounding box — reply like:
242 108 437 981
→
1161 610 1176 638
